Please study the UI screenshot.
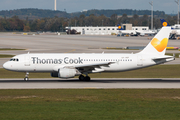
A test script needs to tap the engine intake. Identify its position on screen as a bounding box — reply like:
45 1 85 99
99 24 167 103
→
51 72 58 77
51 68 79 78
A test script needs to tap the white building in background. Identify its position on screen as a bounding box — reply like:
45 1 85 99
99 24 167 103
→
66 26 118 35
66 24 149 35
132 26 149 31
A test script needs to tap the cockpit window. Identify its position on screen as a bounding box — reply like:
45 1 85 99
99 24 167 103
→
10 58 19 62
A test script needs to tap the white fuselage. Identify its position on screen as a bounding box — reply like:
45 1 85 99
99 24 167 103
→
3 53 168 73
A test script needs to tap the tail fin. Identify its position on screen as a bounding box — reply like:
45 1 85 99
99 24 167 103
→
138 27 171 55
117 24 124 30
160 19 170 27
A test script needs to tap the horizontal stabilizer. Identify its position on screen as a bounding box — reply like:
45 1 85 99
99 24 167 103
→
152 55 174 60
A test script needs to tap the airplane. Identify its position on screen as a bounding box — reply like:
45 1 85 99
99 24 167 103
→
135 30 156 36
117 24 156 36
117 24 137 36
160 19 180 39
3 27 174 81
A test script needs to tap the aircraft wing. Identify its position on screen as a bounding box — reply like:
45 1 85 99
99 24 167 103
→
74 62 115 73
53 62 115 73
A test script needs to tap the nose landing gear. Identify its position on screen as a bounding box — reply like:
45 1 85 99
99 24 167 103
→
24 72 29 81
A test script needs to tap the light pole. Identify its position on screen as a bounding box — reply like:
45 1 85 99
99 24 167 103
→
149 1 153 30
175 0 179 24
54 0 57 11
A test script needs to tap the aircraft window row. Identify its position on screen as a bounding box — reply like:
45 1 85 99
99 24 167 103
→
10 58 19 61
83 59 132 62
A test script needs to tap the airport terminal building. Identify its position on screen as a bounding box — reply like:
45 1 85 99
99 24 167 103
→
66 24 149 35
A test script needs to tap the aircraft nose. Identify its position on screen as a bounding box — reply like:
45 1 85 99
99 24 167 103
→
3 62 11 70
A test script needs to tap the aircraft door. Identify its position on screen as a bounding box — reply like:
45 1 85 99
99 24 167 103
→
24 54 30 66
137 55 143 66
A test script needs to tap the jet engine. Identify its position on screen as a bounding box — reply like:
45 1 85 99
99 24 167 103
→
51 72 58 77
51 68 79 78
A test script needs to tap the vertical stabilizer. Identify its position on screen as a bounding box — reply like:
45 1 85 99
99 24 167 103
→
138 27 171 55
160 19 171 27
117 24 124 30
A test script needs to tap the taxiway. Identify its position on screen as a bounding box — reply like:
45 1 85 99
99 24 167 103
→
0 78 180 89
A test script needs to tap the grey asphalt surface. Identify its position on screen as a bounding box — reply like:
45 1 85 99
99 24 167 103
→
0 33 180 89
0 78 180 89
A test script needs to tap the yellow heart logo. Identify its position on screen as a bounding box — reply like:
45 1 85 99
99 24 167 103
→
151 38 168 52
118 26 121 29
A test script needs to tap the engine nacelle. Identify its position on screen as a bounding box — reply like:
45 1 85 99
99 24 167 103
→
51 72 58 77
58 68 77 78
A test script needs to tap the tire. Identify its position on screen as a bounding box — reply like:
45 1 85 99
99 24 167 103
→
85 76 91 81
79 75 85 81
24 77 29 81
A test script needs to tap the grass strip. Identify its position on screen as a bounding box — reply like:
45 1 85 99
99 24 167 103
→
1 64 180 78
0 54 14 58
0 89 180 120
165 53 180 58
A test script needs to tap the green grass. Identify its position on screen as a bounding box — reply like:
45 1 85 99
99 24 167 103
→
0 89 180 120
1 64 180 78
165 53 180 58
0 54 14 58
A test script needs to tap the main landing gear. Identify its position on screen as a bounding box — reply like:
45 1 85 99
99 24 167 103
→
79 74 91 81
24 72 29 81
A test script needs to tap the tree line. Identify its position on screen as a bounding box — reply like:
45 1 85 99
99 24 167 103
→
0 14 179 32
0 8 165 20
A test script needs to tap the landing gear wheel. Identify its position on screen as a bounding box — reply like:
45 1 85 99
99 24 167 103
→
24 72 29 81
24 77 29 81
79 75 85 81
85 76 91 81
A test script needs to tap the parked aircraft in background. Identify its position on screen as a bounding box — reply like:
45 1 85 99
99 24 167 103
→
3 27 174 81
136 30 156 36
117 24 137 36
160 19 180 39
117 25 156 36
